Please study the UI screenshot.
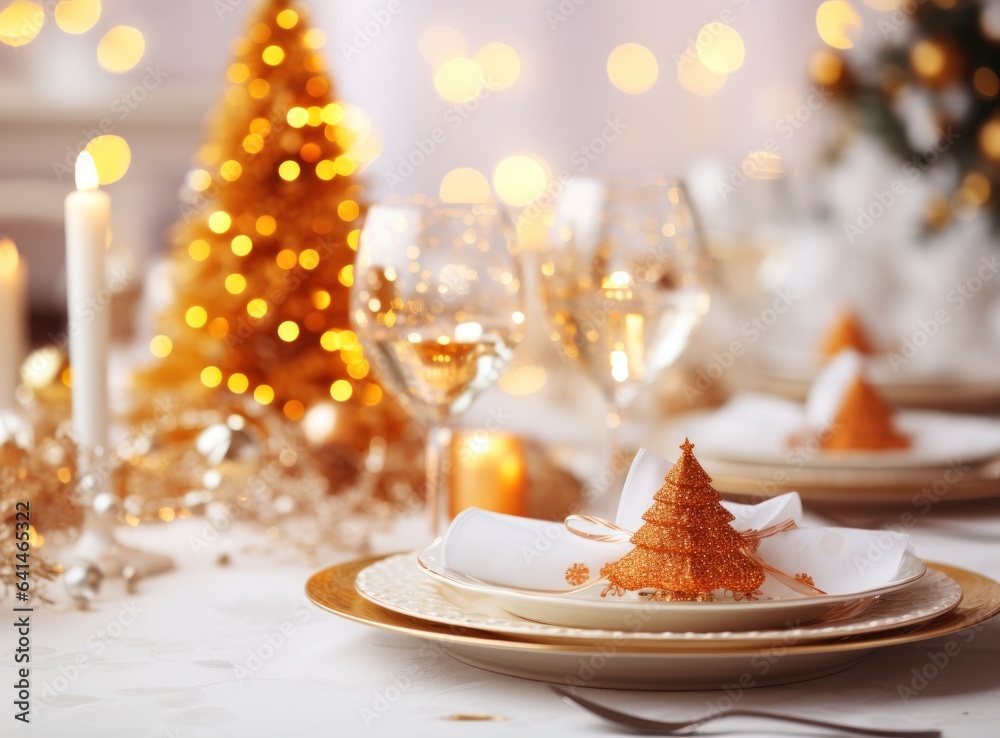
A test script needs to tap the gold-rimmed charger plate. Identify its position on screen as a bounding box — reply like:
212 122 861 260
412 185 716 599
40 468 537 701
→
704 458 1000 504
306 554 1000 690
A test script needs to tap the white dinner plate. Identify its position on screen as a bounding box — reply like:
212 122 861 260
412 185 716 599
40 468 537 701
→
416 540 927 632
357 552 961 646
675 395 1000 470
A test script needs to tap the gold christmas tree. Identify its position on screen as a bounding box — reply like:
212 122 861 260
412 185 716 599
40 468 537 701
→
822 375 911 451
819 310 873 362
600 440 764 602
138 0 386 423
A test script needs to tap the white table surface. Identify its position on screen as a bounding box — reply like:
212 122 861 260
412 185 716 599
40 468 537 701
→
4 497 1000 738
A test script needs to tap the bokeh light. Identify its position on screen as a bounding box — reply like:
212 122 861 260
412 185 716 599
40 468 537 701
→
419 25 469 67
499 364 548 395
0 1 43 47
607 43 659 94
816 1 861 50
434 57 486 103
440 168 492 203
474 42 521 89
149 335 172 358
54 0 101 35
493 155 549 207
84 135 131 185
97 25 146 73
695 23 745 74
676 47 727 96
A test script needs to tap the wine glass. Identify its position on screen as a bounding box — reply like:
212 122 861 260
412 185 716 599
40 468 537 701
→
351 200 524 537
541 177 710 507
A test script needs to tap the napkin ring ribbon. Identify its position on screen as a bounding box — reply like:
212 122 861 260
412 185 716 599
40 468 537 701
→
564 515 825 597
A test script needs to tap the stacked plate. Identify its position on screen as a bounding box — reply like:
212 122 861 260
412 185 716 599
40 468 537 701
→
306 546 1000 690
663 394 1000 503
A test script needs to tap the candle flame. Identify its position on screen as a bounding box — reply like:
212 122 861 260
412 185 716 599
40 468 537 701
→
0 236 18 276
75 151 100 190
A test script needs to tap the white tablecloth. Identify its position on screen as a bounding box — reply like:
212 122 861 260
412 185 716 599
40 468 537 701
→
4 499 1000 738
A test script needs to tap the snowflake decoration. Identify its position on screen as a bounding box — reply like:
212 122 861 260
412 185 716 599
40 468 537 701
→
565 562 590 586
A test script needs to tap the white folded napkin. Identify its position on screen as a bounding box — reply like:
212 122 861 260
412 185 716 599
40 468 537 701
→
440 448 912 601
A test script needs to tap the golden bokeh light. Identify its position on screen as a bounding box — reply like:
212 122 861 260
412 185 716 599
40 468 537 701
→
224 273 247 294
809 49 844 86
434 57 486 103
419 25 469 67
287 106 309 128
474 42 521 89
816 1 861 50
440 167 492 203
149 334 172 358
278 160 301 181
200 366 223 388
97 25 146 73
911 39 946 82
303 28 325 49
360 384 382 406
696 23 745 74
208 211 232 233
227 62 249 84
256 214 277 235
276 8 298 29
299 248 320 269
974 67 1000 98
283 399 305 420
254 384 275 405
979 117 1000 160
220 160 242 181
189 239 210 261
337 200 360 221
248 78 270 98
231 234 252 256
262 44 285 65
208 317 229 338
0 1 44 47
677 47 728 96
228 372 249 394
330 379 353 402
247 298 269 318
276 248 298 269
185 305 208 328
493 154 549 207
607 42 659 94
277 320 300 341
55 0 101 35
84 135 131 185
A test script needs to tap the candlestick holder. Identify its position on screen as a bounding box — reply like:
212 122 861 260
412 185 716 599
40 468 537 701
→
65 462 173 593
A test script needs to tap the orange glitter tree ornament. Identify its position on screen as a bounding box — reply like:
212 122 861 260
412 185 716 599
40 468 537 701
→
821 375 910 451
136 0 392 425
600 440 765 602
819 310 874 362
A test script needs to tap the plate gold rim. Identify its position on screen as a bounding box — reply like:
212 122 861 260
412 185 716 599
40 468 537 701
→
306 553 1000 656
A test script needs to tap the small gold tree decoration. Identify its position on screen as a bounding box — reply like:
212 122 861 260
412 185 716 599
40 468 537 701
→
600 439 765 602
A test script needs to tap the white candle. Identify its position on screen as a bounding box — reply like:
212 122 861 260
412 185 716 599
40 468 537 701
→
0 236 26 409
65 152 111 453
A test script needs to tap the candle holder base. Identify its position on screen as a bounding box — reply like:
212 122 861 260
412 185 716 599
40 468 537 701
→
67 501 174 585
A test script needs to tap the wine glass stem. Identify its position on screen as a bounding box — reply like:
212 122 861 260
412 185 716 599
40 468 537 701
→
426 423 453 538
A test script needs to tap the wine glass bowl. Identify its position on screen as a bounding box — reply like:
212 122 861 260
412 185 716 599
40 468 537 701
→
541 177 710 410
351 200 524 534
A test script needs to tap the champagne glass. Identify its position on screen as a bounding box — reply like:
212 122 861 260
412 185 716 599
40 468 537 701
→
541 177 710 507
351 200 524 537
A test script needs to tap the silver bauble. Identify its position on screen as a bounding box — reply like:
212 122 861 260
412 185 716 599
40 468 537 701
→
63 562 103 606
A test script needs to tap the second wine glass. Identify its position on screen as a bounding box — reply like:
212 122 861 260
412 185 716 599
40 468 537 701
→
351 201 525 537
541 177 710 507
